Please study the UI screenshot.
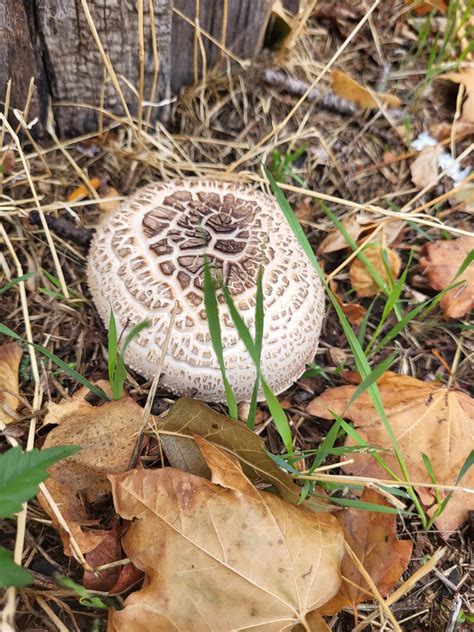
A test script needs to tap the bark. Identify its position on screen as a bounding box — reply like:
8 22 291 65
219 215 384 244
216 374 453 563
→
0 0 292 137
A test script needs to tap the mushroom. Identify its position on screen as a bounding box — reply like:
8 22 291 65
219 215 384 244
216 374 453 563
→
87 179 324 402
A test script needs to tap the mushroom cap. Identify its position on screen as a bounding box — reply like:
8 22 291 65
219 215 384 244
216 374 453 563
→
87 179 325 402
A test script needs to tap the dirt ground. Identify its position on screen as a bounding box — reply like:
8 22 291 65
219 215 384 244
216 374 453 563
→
1 1 473 630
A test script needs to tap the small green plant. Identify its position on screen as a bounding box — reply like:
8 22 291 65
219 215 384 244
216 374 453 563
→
203 260 293 452
0 445 79 588
0 323 109 401
107 310 151 400
39 269 85 302
269 144 307 186
202 261 238 419
56 575 109 609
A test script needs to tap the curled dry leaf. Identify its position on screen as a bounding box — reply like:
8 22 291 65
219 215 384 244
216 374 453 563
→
0 343 22 426
109 438 344 631
439 69 474 124
331 69 401 110
38 383 143 555
83 521 143 594
307 372 474 535
158 397 330 512
319 489 413 615
410 143 443 189
329 281 366 327
420 236 474 319
317 215 376 255
349 244 401 297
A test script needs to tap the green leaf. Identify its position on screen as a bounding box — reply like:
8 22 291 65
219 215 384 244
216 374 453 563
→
0 445 79 518
0 548 32 588
56 576 109 609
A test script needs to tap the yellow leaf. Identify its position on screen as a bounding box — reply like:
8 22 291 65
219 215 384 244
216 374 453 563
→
108 438 344 631
331 69 401 110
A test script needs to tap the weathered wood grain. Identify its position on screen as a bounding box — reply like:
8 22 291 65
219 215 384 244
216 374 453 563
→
0 0 40 123
1 0 286 136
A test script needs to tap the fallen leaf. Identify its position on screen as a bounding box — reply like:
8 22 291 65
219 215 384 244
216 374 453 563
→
38 383 143 555
109 438 344 631
158 398 329 512
320 489 413 615
430 121 474 143
0 150 15 176
349 244 401 297
439 69 474 124
410 143 443 189
0 343 22 426
317 215 376 255
331 69 401 110
420 236 474 319
404 0 448 15
307 372 474 534
98 185 121 213
330 282 366 327
83 521 142 594
67 176 101 203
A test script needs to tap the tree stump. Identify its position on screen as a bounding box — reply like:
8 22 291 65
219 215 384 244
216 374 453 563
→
0 0 285 136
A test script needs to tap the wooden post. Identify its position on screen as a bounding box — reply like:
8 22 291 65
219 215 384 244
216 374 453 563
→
0 0 279 136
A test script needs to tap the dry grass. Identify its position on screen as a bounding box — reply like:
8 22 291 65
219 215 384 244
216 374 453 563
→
1 1 473 630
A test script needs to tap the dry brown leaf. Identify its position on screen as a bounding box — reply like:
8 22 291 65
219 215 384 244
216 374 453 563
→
0 343 22 426
67 176 101 202
38 384 143 555
83 521 143 594
349 244 401 297
420 236 474 319
430 120 474 143
410 144 443 189
404 0 448 15
109 438 344 631
317 215 376 255
307 372 474 534
439 69 474 124
329 280 366 326
0 150 15 176
331 69 401 110
320 489 413 615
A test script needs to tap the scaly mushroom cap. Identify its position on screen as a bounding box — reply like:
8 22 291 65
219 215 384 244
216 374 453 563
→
87 179 324 402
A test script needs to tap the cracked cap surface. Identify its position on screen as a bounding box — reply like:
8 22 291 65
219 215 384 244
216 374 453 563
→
87 179 325 401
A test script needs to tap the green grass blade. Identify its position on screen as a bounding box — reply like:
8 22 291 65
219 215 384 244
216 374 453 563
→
108 309 118 388
261 378 293 453
0 324 110 401
265 171 423 509
0 273 34 296
203 259 238 418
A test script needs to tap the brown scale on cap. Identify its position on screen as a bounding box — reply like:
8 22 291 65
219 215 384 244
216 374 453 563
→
87 179 325 402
